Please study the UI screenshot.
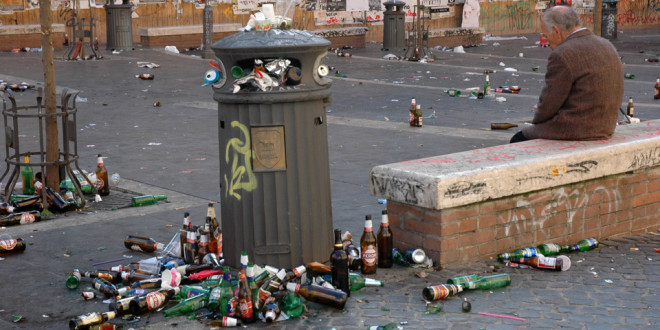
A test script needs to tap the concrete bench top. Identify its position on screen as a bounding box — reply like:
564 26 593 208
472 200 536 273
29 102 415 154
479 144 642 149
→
312 27 369 37
0 24 65 35
427 27 485 37
137 23 242 36
370 120 660 210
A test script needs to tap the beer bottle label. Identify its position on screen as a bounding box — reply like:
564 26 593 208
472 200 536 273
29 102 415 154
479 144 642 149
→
240 298 254 318
98 273 113 281
0 239 18 250
129 244 146 252
430 285 449 300
78 313 100 325
536 256 557 269
20 212 35 224
362 245 377 266
95 178 105 190
146 292 166 310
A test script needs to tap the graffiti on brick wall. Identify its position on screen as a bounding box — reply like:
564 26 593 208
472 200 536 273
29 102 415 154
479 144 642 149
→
444 181 487 199
480 1 533 32
498 186 621 238
617 0 660 26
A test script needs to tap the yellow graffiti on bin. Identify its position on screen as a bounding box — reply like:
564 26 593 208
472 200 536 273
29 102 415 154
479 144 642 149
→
224 121 257 200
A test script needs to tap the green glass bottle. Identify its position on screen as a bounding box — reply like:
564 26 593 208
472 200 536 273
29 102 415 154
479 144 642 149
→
446 89 461 97
279 291 304 318
66 269 82 289
464 273 511 290
163 293 208 317
497 247 539 260
570 238 599 252
246 262 259 314
447 274 481 287
178 285 210 300
536 243 570 256
130 195 168 207
349 273 384 291
21 153 34 195
218 267 235 316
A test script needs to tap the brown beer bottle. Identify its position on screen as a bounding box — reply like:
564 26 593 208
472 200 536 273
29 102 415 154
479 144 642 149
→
197 224 211 264
360 215 377 274
0 210 41 227
129 287 180 315
306 261 332 275
238 268 257 324
69 311 116 330
0 237 26 256
409 97 416 126
654 77 660 100
627 97 634 117
377 210 393 268
96 154 110 196
285 283 348 309
490 123 519 130
124 235 165 253
206 203 222 256
330 229 350 296
11 196 44 213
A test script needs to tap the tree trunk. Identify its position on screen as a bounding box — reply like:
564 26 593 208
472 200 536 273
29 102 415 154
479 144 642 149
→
39 0 60 192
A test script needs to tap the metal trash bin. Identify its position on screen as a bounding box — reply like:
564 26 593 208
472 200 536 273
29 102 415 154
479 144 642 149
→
105 3 133 50
211 30 334 269
382 0 406 51
601 0 618 40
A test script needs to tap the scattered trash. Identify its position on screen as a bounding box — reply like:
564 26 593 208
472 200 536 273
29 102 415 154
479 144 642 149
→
495 97 506 102
453 46 465 53
153 102 161 107
426 302 443 314
383 54 399 60
624 73 635 79
147 142 162 146
483 35 528 41
499 62 505 67
604 280 614 284
478 312 526 322
504 67 518 72
75 96 88 102
491 123 518 130
137 62 161 68
12 315 25 323
136 74 155 80
630 247 639 251
164 46 180 54
492 42 500 47
377 198 387 205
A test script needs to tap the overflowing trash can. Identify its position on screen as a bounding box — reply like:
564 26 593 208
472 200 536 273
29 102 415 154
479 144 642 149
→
601 0 618 40
211 30 334 269
382 0 406 51
105 2 133 50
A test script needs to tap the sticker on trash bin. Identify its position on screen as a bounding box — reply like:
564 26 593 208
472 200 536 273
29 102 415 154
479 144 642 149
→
251 126 286 171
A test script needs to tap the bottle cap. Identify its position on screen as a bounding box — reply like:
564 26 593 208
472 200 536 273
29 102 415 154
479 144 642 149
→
556 255 571 271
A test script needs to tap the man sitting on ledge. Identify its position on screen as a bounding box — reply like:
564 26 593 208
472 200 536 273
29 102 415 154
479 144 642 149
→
510 6 624 143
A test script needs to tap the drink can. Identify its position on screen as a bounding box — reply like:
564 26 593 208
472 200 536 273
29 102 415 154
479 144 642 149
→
405 248 427 264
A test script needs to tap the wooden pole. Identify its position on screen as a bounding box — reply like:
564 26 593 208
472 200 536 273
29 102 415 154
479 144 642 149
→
39 0 60 192
594 0 603 37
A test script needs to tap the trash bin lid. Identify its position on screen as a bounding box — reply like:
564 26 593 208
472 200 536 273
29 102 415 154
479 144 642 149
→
212 29 330 54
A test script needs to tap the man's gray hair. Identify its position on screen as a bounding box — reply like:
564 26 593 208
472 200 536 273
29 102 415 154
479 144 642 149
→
543 6 582 33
